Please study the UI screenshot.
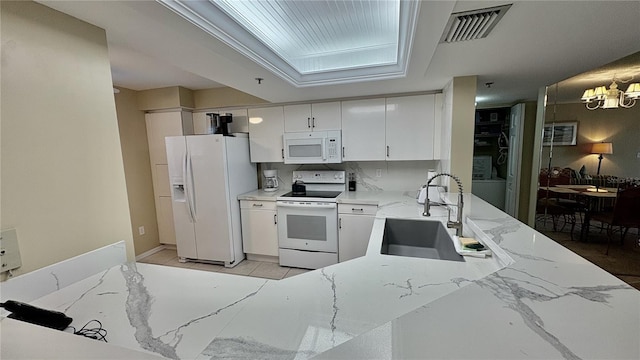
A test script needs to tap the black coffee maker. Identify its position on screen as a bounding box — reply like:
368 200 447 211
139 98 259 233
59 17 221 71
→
206 113 233 136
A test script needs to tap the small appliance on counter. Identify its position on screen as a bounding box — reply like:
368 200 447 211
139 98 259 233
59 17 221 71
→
262 169 279 192
348 173 356 191
417 170 445 205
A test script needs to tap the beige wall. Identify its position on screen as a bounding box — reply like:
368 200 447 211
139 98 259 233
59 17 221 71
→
449 76 478 191
542 102 640 178
1 1 134 279
516 102 538 222
194 87 268 109
114 88 160 255
136 86 195 111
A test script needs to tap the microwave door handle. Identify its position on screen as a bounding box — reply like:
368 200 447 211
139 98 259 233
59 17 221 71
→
322 138 327 160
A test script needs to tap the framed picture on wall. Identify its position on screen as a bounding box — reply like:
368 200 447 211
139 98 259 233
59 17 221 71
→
543 122 578 146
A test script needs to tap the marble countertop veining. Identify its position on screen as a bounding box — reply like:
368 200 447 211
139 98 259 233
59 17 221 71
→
6 192 639 359
237 188 289 201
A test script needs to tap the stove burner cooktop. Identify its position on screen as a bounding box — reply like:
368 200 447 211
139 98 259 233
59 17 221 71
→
280 191 342 199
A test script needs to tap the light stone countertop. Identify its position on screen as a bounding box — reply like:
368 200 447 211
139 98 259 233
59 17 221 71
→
4 192 639 359
237 188 289 201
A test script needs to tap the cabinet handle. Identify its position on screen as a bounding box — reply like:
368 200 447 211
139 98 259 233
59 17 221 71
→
281 148 284 159
274 214 277 224
386 146 390 157
253 203 263 207
342 146 345 158
339 217 342 229
312 117 315 128
307 117 311 128
352 208 364 213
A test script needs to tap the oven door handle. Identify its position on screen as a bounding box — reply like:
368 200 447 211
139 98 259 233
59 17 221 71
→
276 202 336 209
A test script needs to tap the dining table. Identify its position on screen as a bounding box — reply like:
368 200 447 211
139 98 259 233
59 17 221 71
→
541 185 618 241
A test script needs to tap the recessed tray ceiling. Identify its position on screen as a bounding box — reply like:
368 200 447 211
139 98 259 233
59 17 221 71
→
158 0 421 87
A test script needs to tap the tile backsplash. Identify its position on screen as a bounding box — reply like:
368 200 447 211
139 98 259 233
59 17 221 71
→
259 160 441 192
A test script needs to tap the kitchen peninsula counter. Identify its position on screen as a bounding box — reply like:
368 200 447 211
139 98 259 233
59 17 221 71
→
2 192 638 359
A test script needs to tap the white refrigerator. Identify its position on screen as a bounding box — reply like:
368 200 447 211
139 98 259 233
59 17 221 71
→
165 134 257 267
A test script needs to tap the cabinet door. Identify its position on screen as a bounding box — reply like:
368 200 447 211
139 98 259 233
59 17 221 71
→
385 94 435 160
145 112 185 165
339 214 375 262
310 102 341 131
284 104 312 132
241 207 279 256
157 196 177 245
248 107 285 163
192 112 209 135
152 164 171 197
341 98 386 161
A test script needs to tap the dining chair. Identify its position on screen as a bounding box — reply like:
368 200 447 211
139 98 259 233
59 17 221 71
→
590 186 640 255
536 167 580 238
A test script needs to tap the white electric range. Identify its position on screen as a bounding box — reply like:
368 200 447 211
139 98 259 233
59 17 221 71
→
276 170 345 269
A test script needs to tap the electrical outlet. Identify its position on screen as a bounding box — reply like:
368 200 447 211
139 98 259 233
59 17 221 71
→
0 229 22 273
636 151 640 159
376 169 382 178
138 226 145 236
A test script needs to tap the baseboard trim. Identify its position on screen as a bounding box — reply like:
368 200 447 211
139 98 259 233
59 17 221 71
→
246 253 279 264
135 245 169 261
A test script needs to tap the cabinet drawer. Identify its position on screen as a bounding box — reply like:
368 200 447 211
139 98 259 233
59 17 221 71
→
240 200 276 210
338 204 377 215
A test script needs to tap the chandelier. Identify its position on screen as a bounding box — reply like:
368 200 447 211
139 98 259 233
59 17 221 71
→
581 80 640 110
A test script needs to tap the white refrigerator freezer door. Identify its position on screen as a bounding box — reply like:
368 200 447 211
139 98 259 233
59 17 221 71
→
187 135 233 262
166 136 197 259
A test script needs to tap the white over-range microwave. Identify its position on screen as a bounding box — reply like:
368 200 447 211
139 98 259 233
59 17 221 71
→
283 130 342 164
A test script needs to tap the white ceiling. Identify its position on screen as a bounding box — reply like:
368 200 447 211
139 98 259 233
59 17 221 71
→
39 1 640 106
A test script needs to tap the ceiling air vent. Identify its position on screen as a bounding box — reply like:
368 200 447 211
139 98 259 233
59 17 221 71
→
440 4 512 43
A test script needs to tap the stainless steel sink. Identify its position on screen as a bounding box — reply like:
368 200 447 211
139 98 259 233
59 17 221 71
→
380 219 465 262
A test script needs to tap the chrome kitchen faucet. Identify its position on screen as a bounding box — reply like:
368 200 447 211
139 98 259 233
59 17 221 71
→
422 173 464 237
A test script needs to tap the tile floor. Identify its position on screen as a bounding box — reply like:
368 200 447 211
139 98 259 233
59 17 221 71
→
137 248 309 280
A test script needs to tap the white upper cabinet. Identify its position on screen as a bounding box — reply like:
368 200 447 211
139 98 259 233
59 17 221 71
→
193 109 249 135
248 106 285 163
341 98 386 161
284 102 341 132
385 94 436 161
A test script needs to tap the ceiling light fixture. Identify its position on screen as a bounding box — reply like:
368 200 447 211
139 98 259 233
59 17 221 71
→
581 79 640 110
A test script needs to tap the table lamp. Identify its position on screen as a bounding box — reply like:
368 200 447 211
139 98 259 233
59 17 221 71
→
591 142 613 175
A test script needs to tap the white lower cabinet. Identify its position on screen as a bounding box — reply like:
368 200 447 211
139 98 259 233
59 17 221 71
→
338 204 377 262
157 196 177 245
240 200 279 260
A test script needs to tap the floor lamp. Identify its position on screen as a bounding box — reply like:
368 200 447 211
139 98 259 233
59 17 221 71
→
591 142 613 175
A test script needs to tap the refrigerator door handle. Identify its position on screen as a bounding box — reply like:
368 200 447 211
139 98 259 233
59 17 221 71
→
186 149 197 222
181 151 190 221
